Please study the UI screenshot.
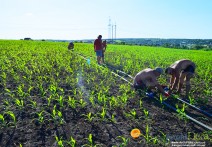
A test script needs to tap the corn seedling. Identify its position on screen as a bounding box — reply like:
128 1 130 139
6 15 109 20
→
109 113 116 123
175 104 187 119
68 96 76 109
5 111 16 124
82 134 100 147
188 96 195 105
130 109 137 119
98 107 106 121
143 109 149 118
139 99 143 109
159 94 163 103
116 136 129 147
82 112 95 122
37 111 44 124
55 136 64 147
15 99 24 110
67 136 76 147
140 124 158 144
78 98 86 108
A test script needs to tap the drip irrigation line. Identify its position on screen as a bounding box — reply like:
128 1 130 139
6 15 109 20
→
103 64 134 79
74 52 212 130
175 97 212 118
98 64 133 86
156 98 212 131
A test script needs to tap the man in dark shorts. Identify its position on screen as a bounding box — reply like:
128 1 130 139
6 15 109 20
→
165 59 196 97
133 67 170 97
94 35 103 64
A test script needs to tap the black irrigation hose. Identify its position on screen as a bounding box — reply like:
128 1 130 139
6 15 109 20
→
75 52 212 131
175 97 212 118
158 99 212 131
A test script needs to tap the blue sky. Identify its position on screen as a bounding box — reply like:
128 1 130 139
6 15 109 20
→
1 0 212 40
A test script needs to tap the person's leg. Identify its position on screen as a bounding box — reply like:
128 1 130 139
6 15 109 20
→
96 51 99 64
177 72 186 94
96 51 101 64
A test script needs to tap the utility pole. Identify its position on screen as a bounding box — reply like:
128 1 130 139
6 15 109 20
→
108 17 111 41
112 24 113 43
114 22 116 42
108 17 117 44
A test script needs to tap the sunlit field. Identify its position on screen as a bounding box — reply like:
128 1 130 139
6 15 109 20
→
0 40 211 146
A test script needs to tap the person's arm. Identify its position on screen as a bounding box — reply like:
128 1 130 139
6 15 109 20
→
152 77 169 96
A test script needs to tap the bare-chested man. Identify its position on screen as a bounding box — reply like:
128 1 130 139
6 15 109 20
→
133 67 169 97
165 59 196 97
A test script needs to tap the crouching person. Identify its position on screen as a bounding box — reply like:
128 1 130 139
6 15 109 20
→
68 42 74 50
133 67 169 97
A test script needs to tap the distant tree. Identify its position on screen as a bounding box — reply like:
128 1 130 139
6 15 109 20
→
194 45 204 50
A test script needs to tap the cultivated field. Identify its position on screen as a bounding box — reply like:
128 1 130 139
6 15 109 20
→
0 40 211 146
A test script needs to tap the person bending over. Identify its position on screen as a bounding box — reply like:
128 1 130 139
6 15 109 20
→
133 67 169 97
165 59 196 97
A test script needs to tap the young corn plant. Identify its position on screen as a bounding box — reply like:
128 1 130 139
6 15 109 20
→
130 109 137 119
139 99 143 109
120 93 128 106
17 84 26 97
159 131 169 146
175 104 187 120
57 95 64 107
140 124 157 144
51 105 65 125
109 113 116 123
5 111 16 125
55 135 64 147
47 96 52 106
143 109 149 118
34 110 45 125
159 94 163 104
68 96 76 109
116 136 129 147
82 134 100 147
28 100 37 109
15 99 24 110
67 136 76 147
188 96 195 105
97 107 107 121
0 114 6 127
78 98 87 108
109 96 118 109
82 112 95 122
89 95 96 107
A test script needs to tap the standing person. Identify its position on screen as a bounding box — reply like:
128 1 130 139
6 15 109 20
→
102 40 107 64
94 35 103 64
133 67 170 97
165 59 196 97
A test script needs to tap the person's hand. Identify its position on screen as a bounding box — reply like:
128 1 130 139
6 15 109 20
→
164 92 170 97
